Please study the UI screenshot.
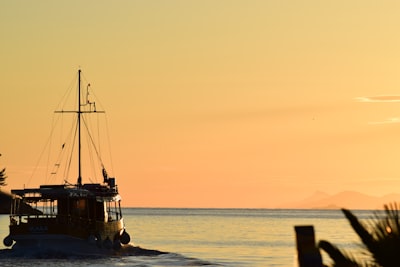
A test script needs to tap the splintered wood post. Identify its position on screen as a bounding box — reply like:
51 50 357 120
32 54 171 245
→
294 225 323 267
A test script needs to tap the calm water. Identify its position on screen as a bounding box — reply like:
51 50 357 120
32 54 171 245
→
0 208 372 266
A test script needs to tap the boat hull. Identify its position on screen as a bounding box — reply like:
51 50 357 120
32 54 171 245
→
9 235 123 257
7 217 128 250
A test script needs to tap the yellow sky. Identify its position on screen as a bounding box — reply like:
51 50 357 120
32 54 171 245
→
2 1 400 208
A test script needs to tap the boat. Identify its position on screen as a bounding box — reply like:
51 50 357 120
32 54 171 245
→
3 70 131 253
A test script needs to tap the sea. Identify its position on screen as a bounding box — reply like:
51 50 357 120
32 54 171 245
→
0 208 373 266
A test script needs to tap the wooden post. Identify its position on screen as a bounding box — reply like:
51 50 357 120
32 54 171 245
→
294 225 323 267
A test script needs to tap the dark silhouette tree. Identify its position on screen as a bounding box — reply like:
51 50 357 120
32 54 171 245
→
0 168 7 187
319 204 400 267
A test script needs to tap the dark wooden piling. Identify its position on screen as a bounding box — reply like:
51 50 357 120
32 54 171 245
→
294 225 323 267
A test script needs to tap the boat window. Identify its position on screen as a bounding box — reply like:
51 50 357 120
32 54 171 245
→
70 198 87 217
105 200 121 221
41 199 57 216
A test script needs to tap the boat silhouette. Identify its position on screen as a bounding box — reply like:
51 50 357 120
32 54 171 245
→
3 70 131 253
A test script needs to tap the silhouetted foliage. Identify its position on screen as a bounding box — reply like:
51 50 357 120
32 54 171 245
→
319 204 400 267
0 168 7 187
318 240 361 267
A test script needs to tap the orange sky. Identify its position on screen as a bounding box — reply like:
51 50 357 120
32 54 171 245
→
2 1 400 208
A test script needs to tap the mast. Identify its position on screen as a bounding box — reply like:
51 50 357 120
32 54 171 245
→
54 69 105 186
77 69 82 186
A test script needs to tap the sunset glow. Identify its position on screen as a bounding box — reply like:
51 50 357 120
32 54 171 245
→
2 1 400 208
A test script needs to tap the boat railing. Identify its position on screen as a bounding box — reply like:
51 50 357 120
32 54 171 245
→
10 213 58 225
10 213 99 227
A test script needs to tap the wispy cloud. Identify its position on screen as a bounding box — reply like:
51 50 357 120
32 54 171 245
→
368 117 400 125
356 95 400 103
356 95 400 124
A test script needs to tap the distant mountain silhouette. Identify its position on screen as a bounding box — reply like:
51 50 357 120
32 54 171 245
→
280 190 400 210
298 191 331 205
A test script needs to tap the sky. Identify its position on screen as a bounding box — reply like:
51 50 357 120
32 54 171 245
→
1 1 400 208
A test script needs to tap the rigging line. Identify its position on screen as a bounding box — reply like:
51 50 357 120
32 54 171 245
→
97 111 101 158
84 111 98 158
54 72 77 112
64 119 78 184
83 82 104 162
26 111 64 187
48 146 64 182
80 71 89 86
90 114 102 181
82 116 104 167
77 78 112 173
86 128 98 183
82 113 98 182
104 113 115 175
49 115 76 184
59 112 63 152
46 112 63 183
45 114 56 183
38 73 78 184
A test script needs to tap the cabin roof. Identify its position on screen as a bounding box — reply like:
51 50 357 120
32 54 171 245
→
11 183 120 201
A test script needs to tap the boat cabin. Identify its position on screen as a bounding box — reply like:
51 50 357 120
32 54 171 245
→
9 181 123 241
